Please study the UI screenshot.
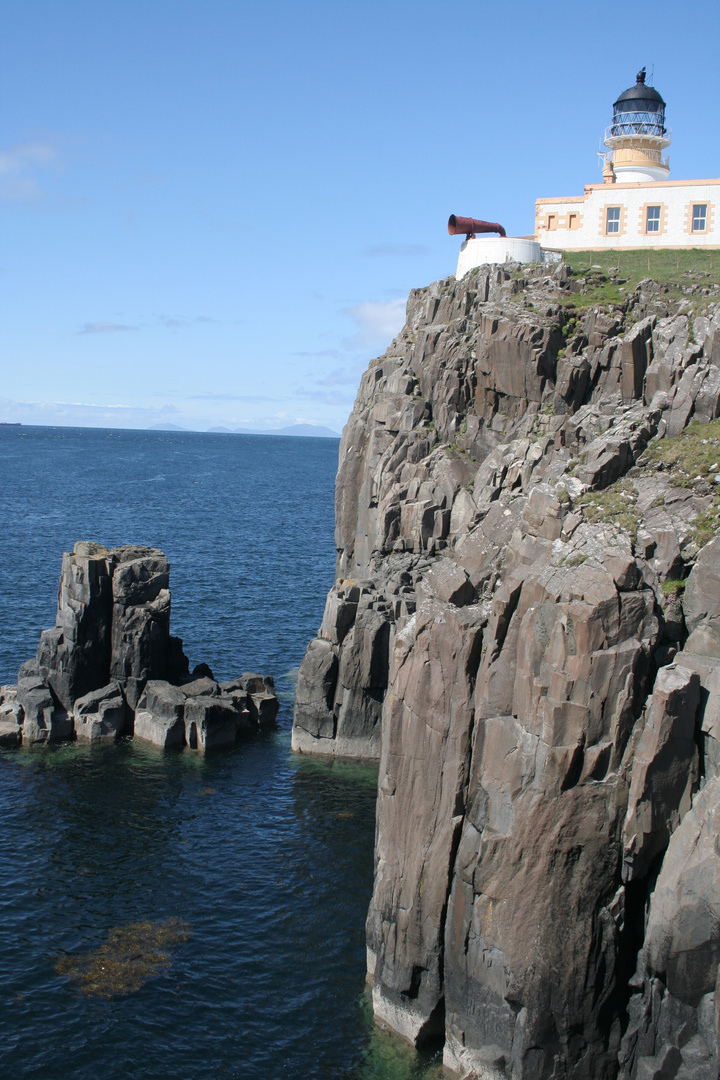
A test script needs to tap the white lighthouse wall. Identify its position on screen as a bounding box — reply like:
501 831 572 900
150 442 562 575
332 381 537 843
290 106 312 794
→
536 178 720 251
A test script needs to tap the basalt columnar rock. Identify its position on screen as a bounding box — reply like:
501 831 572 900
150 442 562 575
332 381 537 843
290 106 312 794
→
292 261 720 1077
4 542 278 752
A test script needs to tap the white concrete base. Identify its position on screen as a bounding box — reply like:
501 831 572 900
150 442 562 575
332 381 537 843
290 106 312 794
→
456 237 543 279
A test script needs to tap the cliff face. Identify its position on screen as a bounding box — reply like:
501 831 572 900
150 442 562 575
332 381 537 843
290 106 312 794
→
292 262 720 1078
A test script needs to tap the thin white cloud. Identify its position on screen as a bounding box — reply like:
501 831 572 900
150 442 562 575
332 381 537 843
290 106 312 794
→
297 387 357 407
292 347 343 360
0 141 60 203
345 298 406 339
343 298 406 350
317 366 365 387
0 396 183 430
78 314 220 335
79 322 138 335
0 142 58 175
364 244 430 258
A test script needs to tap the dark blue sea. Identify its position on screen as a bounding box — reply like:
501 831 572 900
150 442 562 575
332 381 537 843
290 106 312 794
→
0 426 441 1080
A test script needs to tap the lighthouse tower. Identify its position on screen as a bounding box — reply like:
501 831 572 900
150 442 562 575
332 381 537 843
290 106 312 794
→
603 68 671 183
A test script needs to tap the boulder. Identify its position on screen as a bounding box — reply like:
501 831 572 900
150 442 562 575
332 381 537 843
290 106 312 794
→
425 559 476 606
247 692 279 728
0 688 23 747
12 543 277 756
234 673 275 695
134 680 187 749
73 682 127 742
184 695 241 752
17 676 72 744
180 676 220 698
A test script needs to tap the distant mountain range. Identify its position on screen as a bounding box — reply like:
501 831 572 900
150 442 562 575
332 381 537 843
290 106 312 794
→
150 422 340 438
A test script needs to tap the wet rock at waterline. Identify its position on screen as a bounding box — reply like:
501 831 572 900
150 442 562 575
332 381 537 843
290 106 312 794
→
292 264 720 1077
2 542 278 753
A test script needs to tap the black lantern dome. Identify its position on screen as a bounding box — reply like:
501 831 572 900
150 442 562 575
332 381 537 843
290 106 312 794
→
610 68 666 137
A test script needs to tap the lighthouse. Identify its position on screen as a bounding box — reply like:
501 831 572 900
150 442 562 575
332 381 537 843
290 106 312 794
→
602 68 671 184
533 71 718 253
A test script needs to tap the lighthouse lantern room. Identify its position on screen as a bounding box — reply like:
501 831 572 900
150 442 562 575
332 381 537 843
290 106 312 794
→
602 68 671 184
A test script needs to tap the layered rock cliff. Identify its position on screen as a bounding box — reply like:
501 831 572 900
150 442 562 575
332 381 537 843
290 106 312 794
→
292 262 720 1078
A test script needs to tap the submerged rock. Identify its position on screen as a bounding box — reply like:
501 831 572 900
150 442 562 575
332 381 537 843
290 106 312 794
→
55 918 192 999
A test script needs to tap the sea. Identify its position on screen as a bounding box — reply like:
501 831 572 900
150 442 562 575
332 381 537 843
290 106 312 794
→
0 426 441 1080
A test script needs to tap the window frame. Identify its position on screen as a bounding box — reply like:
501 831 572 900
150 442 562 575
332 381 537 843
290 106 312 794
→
605 206 621 235
692 204 708 233
645 205 661 234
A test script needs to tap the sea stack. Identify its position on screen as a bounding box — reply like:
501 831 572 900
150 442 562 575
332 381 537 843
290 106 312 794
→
0 542 278 752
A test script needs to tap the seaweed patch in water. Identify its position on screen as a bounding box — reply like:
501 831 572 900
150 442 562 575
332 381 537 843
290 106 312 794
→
55 918 192 998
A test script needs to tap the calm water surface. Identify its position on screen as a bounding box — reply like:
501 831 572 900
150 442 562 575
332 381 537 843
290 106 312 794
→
0 427 440 1079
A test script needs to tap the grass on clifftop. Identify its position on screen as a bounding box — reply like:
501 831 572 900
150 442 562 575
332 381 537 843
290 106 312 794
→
558 249 720 311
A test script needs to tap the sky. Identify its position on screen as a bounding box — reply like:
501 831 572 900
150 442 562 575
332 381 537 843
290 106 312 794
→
2 0 719 434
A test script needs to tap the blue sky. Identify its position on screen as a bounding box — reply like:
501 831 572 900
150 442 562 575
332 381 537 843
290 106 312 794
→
2 0 719 434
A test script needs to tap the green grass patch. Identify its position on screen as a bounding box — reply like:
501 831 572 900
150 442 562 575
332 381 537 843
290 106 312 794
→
562 248 720 289
689 505 720 548
577 420 720 550
661 579 687 599
562 553 588 567
576 479 640 540
646 418 720 481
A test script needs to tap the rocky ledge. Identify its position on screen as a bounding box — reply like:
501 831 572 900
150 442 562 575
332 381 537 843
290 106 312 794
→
0 542 277 753
292 262 720 1078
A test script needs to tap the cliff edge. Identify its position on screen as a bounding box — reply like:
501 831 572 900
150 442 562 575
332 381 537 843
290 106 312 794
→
293 260 720 1078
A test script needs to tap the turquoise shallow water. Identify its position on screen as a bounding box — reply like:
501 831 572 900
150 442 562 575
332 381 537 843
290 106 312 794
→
0 426 441 1079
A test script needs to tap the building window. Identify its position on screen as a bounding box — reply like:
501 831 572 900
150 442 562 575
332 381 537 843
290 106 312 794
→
646 205 661 233
606 206 621 234
568 213 578 230
547 214 556 231
692 204 708 232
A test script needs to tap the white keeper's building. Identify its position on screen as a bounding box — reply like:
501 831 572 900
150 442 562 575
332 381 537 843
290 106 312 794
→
535 69 719 251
